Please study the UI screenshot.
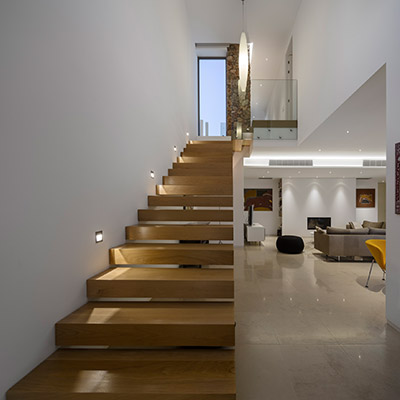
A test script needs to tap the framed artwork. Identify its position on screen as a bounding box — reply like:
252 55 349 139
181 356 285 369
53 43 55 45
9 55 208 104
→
396 142 400 214
244 189 273 211
356 188 375 208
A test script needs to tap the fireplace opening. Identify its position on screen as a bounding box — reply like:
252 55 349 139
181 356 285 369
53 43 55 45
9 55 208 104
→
307 217 331 230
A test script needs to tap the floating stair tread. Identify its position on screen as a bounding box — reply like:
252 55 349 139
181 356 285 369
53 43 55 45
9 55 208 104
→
173 162 232 170
177 157 232 163
110 243 234 266
126 224 233 240
138 209 233 222
7 349 236 400
148 196 233 207
168 168 232 176
156 185 232 196
189 140 232 145
163 176 232 185
55 302 235 346
57 302 234 325
87 267 234 299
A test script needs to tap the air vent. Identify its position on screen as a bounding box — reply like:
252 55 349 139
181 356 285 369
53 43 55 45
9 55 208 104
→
269 160 313 166
363 160 386 167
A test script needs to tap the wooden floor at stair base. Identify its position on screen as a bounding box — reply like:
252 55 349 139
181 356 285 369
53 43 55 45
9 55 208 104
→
7 349 235 400
126 224 233 241
109 243 234 265
147 195 233 207
55 302 235 347
87 267 234 299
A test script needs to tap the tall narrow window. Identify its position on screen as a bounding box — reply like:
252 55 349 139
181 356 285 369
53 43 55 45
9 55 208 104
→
198 58 226 136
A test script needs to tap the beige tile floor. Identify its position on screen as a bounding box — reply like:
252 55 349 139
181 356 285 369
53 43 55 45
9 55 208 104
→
235 237 400 400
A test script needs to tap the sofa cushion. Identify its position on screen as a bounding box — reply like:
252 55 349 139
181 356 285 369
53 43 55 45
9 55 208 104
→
326 227 369 235
315 226 326 234
362 220 384 228
368 228 386 235
349 221 363 229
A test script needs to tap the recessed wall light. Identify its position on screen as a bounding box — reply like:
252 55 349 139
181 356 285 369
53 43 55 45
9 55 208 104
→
174 146 177 152
186 132 190 137
95 231 103 243
150 170 155 179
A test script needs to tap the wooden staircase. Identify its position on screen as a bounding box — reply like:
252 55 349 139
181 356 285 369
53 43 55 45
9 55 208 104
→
7 140 236 399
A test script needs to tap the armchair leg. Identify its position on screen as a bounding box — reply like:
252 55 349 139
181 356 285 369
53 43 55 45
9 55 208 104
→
365 260 374 288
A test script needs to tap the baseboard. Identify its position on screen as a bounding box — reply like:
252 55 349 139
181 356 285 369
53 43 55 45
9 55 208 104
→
387 319 400 333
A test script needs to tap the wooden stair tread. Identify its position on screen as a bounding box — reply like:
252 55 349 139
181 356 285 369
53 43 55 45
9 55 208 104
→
91 267 234 282
168 168 232 176
163 176 232 185
7 349 235 399
177 157 232 163
138 209 233 222
55 302 235 347
173 162 232 170
57 302 234 325
148 196 233 207
87 267 234 299
126 224 233 240
189 140 232 145
156 185 232 196
110 243 233 266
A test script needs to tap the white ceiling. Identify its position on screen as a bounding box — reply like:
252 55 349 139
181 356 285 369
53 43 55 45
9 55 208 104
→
185 0 302 79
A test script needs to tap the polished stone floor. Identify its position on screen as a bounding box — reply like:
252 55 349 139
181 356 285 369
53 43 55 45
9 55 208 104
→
235 237 400 400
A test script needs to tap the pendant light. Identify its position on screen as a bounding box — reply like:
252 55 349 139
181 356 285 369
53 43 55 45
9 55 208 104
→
239 0 248 93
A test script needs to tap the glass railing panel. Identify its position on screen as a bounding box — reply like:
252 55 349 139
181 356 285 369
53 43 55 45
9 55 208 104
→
253 127 297 140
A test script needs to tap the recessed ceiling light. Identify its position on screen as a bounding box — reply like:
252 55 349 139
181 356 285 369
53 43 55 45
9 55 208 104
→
298 171 301 174
265 58 269 61
360 171 363 174
266 171 270 174
256 102 258 105
358 149 362 152
343 176 345 179
316 176 319 179
318 149 322 152
260 84 263 87
253 116 256 118
289 176 292 178
382 180 385 183
346 130 350 134
329 171 332 174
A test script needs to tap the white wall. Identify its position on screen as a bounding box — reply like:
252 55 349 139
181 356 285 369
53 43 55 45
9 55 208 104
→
355 178 379 224
282 178 356 237
0 1 195 398
291 0 400 332
233 152 245 246
244 178 280 235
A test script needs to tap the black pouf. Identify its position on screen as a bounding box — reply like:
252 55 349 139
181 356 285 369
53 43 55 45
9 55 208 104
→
276 235 304 254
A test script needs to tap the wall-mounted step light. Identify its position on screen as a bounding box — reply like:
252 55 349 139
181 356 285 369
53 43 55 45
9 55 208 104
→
174 146 177 152
150 170 155 179
95 231 103 243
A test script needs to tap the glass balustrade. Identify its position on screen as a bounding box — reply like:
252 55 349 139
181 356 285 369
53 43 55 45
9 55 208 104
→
251 79 298 140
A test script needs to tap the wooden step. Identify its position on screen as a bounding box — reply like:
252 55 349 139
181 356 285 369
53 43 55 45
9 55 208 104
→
55 302 235 347
138 210 233 222
126 224 233 240
156 184 232 196
173 162 232 171
168 168 232 176
163 176 232 185
189 140 232 146
110 243 234 265
87 267 234 299
177 156 232 164
7 349 236 400
148 195 233 207
183 148 233 156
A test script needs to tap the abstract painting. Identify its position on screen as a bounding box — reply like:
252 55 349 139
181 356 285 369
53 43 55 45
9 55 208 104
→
244 189 273 211
356 188 375 208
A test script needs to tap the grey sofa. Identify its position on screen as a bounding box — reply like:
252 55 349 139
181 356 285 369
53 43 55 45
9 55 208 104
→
314 227 386 259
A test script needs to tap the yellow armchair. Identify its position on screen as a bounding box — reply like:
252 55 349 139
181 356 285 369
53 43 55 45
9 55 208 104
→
365 239 386 288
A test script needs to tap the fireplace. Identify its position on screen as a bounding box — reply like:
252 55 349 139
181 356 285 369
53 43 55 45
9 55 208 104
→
307 217 331 230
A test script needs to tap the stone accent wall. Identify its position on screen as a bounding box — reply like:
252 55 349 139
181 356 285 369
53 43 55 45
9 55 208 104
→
226 44 251 137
